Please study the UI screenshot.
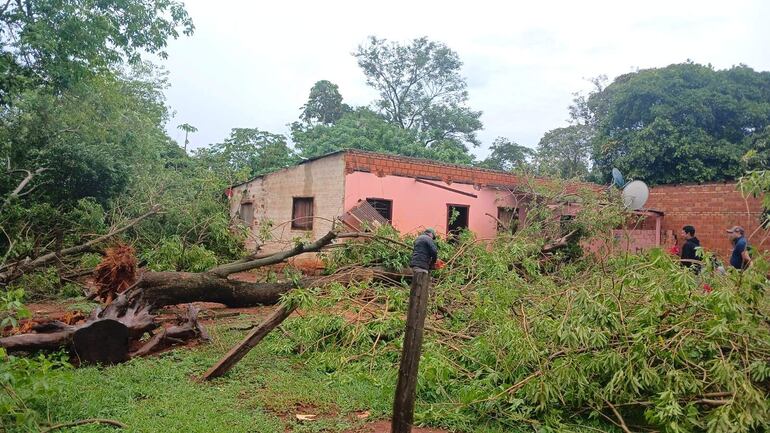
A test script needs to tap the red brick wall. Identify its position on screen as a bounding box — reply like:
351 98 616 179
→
344 150 526 187
646 183 768 257
343 150 598 194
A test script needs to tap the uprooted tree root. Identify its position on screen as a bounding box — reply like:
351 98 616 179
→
0 230 402 363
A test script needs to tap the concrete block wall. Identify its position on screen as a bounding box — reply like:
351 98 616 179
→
646 182 768 257
230 154 346 266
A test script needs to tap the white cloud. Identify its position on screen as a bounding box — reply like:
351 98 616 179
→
162 0 770 159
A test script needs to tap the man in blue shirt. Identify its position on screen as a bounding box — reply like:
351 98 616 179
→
727 226 751 270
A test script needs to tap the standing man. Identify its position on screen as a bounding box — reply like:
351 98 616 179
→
410 228 438 273
680 225 701 270
727 226 751 270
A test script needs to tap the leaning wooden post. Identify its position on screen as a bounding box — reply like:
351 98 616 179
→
391 269 431 433
202 304 295 380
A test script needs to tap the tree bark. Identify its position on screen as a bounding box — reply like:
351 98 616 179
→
202 304 296 380
391 269 431 433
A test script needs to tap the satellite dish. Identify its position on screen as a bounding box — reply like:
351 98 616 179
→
621 180 649 210
611 168 626 188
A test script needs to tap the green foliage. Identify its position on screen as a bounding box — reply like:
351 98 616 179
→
535 125 594 179
0 0 193 100
269 193 770 432
140 236 219 272
299 80 350 126
292 107 474 164
324 226 416 273
0 350 72 432
195 128 297 183
116 158 247 263
738 170 770 228
354 36 483 155
590 63 770 184
742 125 770 171
1 67 172 206
479 137 533 172
0 288 29 328
7 268 60 301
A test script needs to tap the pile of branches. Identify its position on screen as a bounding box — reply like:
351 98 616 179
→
266 228 770 433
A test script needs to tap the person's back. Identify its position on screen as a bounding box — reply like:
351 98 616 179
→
410 230 438 271
730 236 748 269
727 226 751 270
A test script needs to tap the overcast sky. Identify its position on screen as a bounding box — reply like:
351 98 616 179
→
162 0 770 159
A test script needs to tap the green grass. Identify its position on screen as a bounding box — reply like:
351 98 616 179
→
22 315 395 433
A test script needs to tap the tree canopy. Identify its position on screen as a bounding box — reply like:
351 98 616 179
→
0 0 194 101
299 80 350 126
196 128 296 183
479 137 532 172
589 63 770 184
535 125 594 179
354 36 482 155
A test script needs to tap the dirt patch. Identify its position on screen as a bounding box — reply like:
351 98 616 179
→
344 420 451 433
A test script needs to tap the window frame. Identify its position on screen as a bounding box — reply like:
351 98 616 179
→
291 197 315 231
365 197 393 223
496 206 519 233
239 201 254 226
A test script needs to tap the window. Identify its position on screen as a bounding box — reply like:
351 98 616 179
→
366 198 393 222
497 207 518 233
239 202 254 226
447 204 469 241
291 197 314 230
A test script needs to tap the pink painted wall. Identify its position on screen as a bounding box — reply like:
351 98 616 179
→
344 171 519 239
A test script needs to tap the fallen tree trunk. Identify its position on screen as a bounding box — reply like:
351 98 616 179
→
138 266 412 308
0 230 349 360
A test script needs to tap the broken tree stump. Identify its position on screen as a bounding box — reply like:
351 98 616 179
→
202 304 296 380
72 319 130 365
391 269 431 433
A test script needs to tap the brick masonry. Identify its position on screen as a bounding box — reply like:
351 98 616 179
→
646 182 768 258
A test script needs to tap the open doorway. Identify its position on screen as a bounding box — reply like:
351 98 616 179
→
446 204 469 239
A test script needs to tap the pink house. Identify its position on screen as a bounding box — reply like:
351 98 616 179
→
229 150 533 260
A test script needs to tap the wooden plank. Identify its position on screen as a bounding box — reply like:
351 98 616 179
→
202 304 295 380
415 179 478 198
391 269 431 433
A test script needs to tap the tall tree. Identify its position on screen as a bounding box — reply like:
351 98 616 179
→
589 63 770 184
0 0 194 101
299 80 349 125
480 137 533 171
177 123 198 153
0 67 173 206
535 125 594 179
354 36 482 154
196 128 296 182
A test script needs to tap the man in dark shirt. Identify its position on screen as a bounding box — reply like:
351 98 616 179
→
727 226 751 270
680 225 701 270
410 228 438 272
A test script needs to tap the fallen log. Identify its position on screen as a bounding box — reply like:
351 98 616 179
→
138 266 412 308
202 304 295 380
0 231 350 361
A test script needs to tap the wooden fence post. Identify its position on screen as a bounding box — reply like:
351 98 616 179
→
391 269 431 433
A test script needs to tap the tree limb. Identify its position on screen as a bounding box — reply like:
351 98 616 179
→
42 418 126 432
0 205 160 283
209 230 337 277
1 167 47 210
